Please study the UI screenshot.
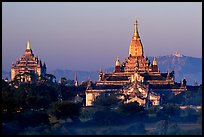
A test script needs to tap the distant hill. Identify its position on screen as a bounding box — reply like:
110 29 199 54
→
2 53 202 85
148 52 202 85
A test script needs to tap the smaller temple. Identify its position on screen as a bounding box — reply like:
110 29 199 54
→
11 39 46 83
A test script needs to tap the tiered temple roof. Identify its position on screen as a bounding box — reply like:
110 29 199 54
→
11 40 46 81
85 18 187 106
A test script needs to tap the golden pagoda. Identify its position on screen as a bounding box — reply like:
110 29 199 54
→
85 18 186 106
129 17 144 57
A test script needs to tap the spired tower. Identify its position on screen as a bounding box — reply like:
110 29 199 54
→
129 18 144 57
74 73 78 87
123 18 149 72
115 56 121 73
151 57 159 72
11 39 46 82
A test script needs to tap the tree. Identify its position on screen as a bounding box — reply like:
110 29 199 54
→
25 95 51 109
92 109 125 126
16 110 50 127
60 77 67 85
2 90 20 114
44 74 56 83
93 92 120 107
12 73 22 86
80 80 94 88
147 105 160 114
157 103 180 120
79 107 97 122
48 101 82 122
118 101 144 114
2 79 11 94
2 80 20 114
22 72 38 83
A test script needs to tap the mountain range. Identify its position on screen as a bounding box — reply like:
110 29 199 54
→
147 52 202 85
2 52 202 86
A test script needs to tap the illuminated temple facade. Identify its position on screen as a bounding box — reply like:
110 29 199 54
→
86 18 187 106
11 40 46 82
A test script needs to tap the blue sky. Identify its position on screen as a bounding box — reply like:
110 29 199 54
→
2 2 202 72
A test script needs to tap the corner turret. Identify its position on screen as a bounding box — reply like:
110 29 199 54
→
115 57 121 72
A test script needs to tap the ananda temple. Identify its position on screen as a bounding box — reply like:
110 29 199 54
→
85 18 188 107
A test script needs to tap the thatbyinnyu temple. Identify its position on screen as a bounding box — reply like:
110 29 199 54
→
11 40 46 83
85 18 187 107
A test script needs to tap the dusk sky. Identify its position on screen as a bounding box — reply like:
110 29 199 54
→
2 2 202 72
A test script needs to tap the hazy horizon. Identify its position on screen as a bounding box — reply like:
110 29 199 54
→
2 2 202 72
2 53 202 73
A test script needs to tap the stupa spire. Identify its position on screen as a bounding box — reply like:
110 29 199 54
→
133 17 139 40
129 17 143 57
115 56 120 67
133 17 138 39
153 57 157 65
26 39 31 50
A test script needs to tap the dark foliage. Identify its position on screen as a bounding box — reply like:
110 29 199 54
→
16 110 50 127
166 85 202 105
48 101 82 122
92 109 125 126
93 92 121 107
118 101 144 114
157 103 180 120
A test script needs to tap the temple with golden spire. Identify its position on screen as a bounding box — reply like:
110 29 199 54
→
85 18 187 106
11 39 46 83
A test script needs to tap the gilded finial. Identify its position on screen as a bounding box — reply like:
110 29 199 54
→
115 56 120 66
153 56 157 65
133 17 138 39
26 39 31 50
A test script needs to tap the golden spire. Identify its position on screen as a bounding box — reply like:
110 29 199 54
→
133 17 138 40
26 39 31 50
115 56 120 66
153 57 157 65
129 17 143 57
